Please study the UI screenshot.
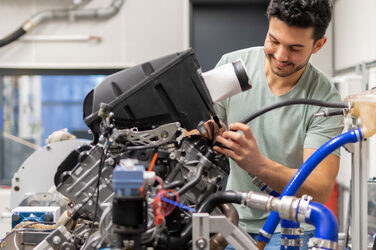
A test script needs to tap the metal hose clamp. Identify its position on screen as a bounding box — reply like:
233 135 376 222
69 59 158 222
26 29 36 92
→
308 238 337 250
259 229 272 240
281 227 304 236
297 194 312 222
280 238 303 247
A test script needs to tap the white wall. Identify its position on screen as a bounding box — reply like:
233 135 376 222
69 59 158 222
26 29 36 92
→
310 22 333 76
334 0 376 70
333 0 376 179
0 0 190 69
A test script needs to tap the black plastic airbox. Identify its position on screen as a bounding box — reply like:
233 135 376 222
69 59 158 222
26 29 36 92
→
83 49 216 138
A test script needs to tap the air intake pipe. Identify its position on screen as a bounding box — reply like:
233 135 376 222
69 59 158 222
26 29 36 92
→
201 59 251 103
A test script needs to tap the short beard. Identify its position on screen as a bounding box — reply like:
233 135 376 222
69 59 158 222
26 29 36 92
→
270 62 306 77
264 50 310 77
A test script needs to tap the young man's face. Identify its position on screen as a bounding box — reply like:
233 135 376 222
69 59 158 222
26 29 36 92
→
264 17 326 77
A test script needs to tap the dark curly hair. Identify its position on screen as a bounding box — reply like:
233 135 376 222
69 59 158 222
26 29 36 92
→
267 0 332 41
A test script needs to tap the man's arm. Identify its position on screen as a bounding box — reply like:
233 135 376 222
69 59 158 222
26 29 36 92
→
214 122 339 204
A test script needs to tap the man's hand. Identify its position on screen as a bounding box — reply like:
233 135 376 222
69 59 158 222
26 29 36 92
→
213 122 266 176
213 122 339 203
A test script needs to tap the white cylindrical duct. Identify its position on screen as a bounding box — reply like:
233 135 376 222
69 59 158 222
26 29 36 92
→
201 59 251 103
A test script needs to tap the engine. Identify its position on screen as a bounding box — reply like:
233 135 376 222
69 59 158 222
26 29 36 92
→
51 117 229 250
1 48 251 250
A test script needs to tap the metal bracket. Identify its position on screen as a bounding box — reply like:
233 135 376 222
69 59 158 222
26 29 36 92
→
192 213 258 250
111 122 181 146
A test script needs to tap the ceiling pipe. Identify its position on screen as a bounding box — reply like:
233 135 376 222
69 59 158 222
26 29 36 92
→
0 0 125 48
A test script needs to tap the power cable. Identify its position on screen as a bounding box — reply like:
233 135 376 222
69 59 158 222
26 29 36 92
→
239 99 349 124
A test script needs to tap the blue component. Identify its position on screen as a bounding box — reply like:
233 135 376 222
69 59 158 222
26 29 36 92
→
12 211 53 228
306 202 338 242
113 164 145 197
259 129 361 244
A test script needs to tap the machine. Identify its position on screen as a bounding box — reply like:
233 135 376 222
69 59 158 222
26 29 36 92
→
1 48 375 250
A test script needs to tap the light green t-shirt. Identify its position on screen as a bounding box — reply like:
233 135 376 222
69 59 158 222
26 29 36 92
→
214 46 344 233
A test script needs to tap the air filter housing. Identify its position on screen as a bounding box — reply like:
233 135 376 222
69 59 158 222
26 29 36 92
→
83 49 216 139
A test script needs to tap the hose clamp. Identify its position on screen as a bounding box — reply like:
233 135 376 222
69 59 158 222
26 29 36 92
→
308 238 337 250
259 229 272 239
354 128 363 141
280 238 303 247
240 192 247 208
281 227 304 236
297 194 312 222
249 174 265 190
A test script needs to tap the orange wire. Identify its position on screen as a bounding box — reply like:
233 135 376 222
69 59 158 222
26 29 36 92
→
147 152 158 172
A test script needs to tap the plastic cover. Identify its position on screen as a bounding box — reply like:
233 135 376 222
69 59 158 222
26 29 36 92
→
83 49 216 138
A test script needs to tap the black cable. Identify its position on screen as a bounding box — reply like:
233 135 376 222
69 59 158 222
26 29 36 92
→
0 27 26 48
239 99 349 125
86 143 109 242
163 180 185 189
158 191 243 249
197 190 243 213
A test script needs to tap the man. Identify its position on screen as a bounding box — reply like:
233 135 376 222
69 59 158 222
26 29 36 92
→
209 0 343 249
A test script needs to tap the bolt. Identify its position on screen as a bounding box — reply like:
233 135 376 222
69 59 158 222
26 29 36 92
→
44 213 53 221
52 236 61 245
169 153 176 160
196 238 207 249
107 158 115 166
161 130 169 138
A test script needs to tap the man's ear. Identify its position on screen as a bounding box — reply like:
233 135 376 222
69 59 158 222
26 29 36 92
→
312 36 327 54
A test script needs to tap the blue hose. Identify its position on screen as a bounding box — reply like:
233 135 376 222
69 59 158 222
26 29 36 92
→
259 129 362 244
305 202 338 242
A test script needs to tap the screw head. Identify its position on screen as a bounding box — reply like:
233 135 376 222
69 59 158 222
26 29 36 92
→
52 236 61 245
43 213 53 221
196 238 207 249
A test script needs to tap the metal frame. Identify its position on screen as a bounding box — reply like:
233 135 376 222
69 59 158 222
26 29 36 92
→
351 140 368 250
192 213 258 250
0 76 3 183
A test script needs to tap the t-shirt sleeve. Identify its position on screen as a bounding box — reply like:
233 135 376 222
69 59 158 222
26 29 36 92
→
303 92 344 157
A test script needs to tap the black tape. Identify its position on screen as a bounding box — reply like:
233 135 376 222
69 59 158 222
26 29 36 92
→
232 60 251 91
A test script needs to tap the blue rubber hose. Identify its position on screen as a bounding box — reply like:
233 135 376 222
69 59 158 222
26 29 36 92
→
305 201 338 243
258 129 362 244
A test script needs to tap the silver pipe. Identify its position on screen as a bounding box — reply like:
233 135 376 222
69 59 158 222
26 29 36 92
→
334 60 376 76
30 0 125 25
1 0 125 47
243 191 305 222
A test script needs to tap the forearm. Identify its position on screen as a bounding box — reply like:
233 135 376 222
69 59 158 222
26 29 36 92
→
253 156 333 203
